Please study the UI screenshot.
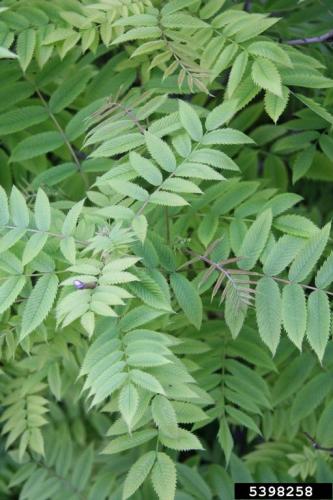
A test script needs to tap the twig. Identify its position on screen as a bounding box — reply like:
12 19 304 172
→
2 225 88 245
286 29 333 45
180 247 333 298
303 431 333 454
25 78 89 188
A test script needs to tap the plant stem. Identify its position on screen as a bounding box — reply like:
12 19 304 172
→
2 225 87 245
185 250 333 298
286 29 333 45
27 79 89 188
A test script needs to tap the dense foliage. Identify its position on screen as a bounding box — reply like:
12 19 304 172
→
1 0 333 497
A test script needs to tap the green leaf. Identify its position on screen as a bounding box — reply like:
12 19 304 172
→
251 58 282 97
319 135 333 161
288 223 331 283
202 128 253 145
163 178 201 194
295 93 333 125
206 99 238 131
11 132 64 162
248 42 292 67
91 133 144 158
29 428 44 456
35 189 51 231
264 87 289 123
0 106 48 136
20 274 59 340
227 52 248 98
151 452 176 500
317 399 333 447
49 68 92 113
306 290 330 363
315 251 333 289
198 213 218 247
113 27 161 45
226 405 261 435
131 215 147 244
102 429 158 454
60 236 76 264
145 132 176 172
123 451 156 500
218 419 233 465
255 277 281 355
272 352 315 406
150 191 188 206
72 446 94 491
128 268 172 312
130 369 165 394
291 373 333 421
130 152 163 186
22 233 48 266
152 395 179 437
178 100 203 141
176 162 223 180
0 276 26 314
170 273 202 329
0 228 26 253
263 235 304 276
177 464 213 500
162 0 198 16
225 279 248 339
17 29 36 71
159 428 203 451
282 284 306 350
32 163 76 188
128 352 170 368
10 186 29 228
47 363 62 401
118 383 139 431
292 145 316 184
238 209 272 270
111 180 149 202
274 214 318 238
280 69 333 88
62 200 85 236
190 149 239 171
0 186 9 226
172 402 208 424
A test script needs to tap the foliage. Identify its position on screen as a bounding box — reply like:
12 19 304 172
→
1 0 333 497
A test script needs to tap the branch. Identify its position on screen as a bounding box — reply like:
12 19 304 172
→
24 75 89 188
179 244 333 299
303 432 333 454
286 29 333 45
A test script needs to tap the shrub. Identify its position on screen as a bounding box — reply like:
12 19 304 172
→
1 0 333 497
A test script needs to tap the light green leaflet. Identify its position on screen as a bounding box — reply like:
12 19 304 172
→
288 223 331 282
255 277 281 355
